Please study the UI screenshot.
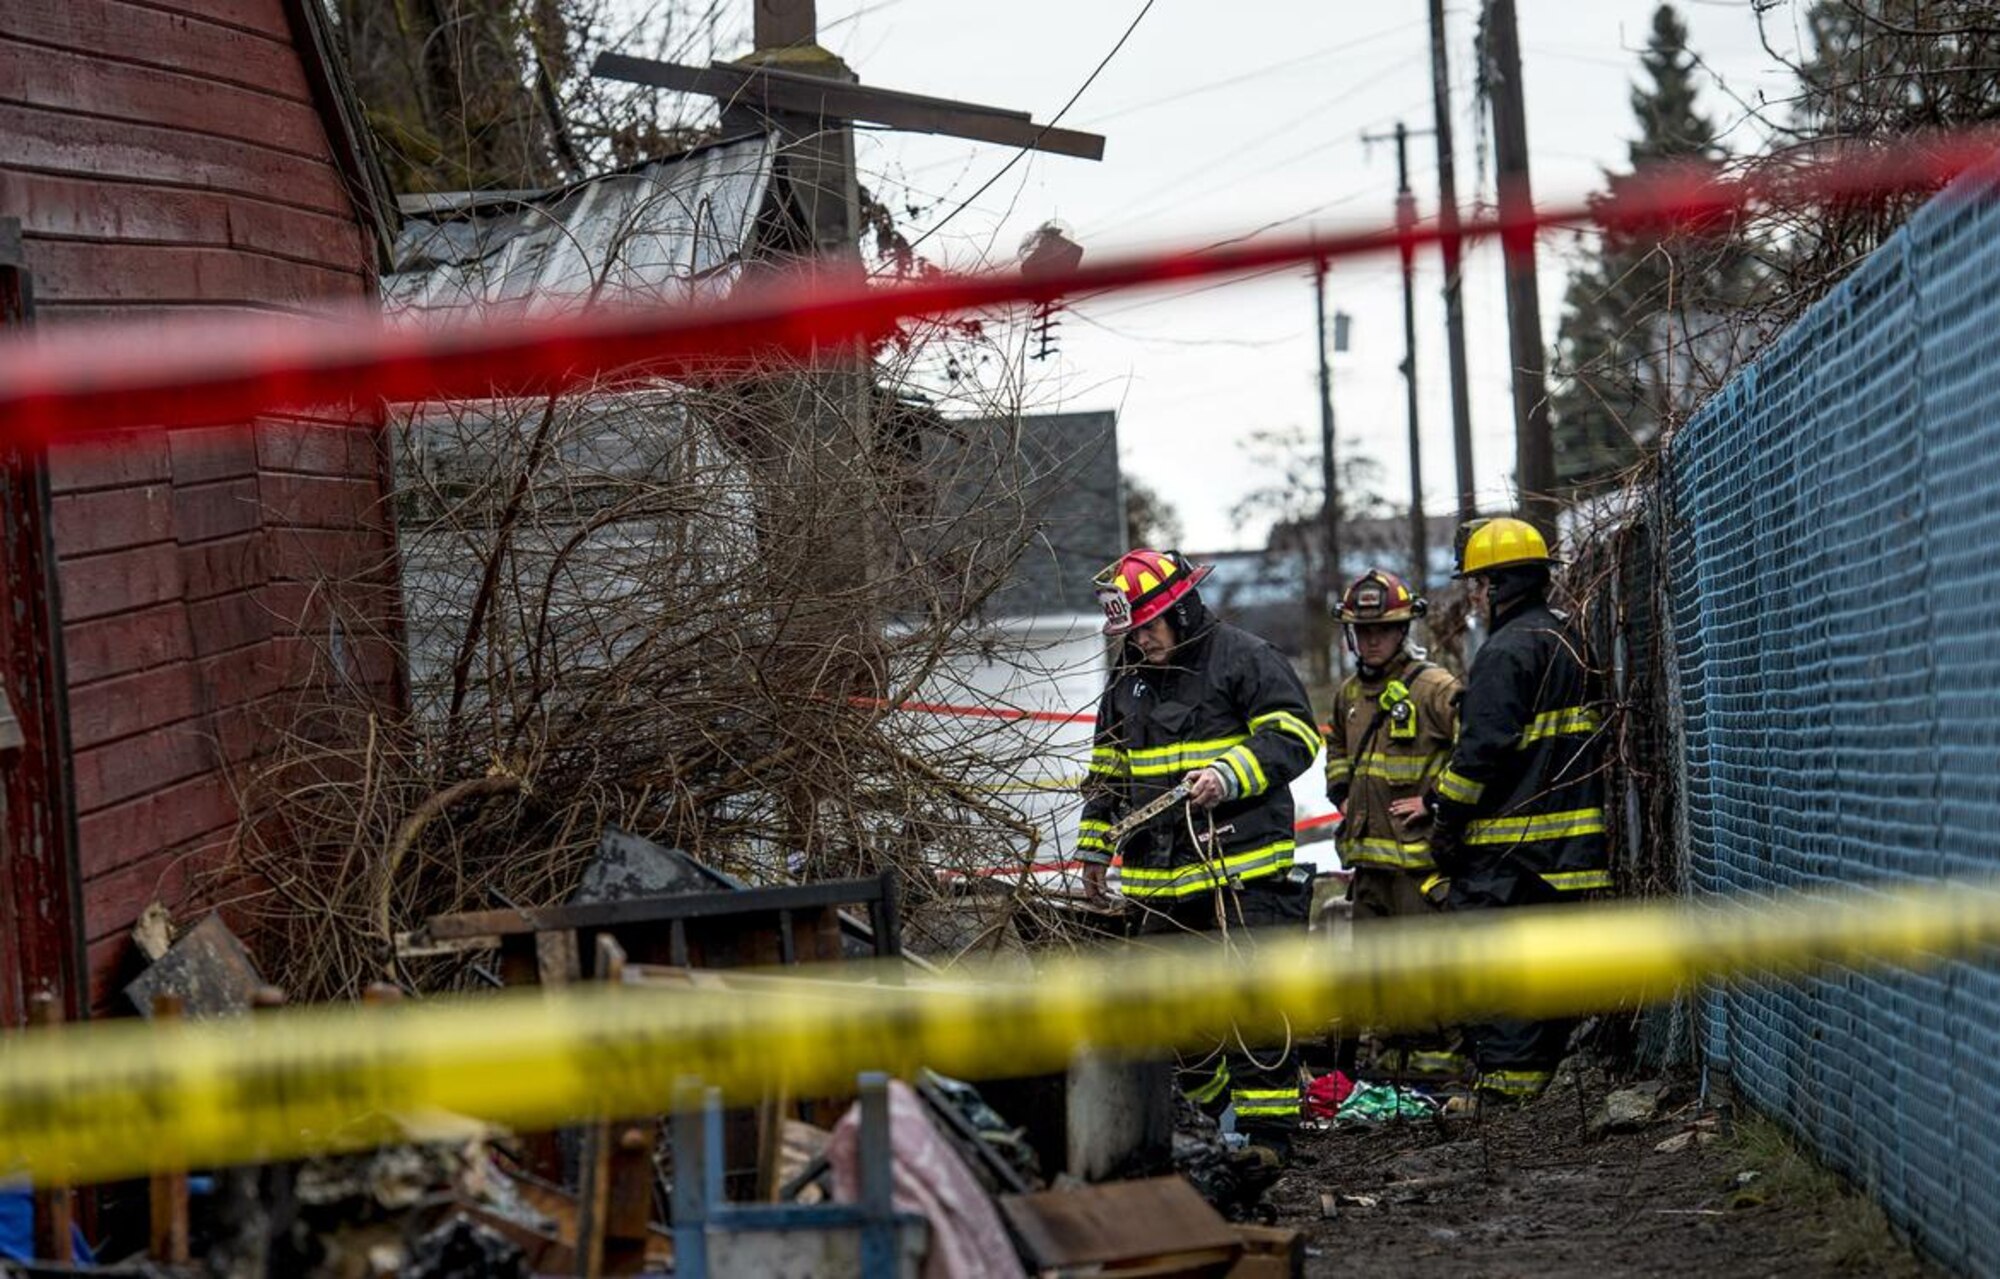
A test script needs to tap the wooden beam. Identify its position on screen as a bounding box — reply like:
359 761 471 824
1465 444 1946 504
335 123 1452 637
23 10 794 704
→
728 59 1033 123
592 53 1106 161
418 876 894 941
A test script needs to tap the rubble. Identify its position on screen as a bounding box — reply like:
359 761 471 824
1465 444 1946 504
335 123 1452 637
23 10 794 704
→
1591 1080 1671 1136
124 913 265 1019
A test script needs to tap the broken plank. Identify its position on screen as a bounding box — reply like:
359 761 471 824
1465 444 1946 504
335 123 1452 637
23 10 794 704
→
422 877 896 940
999 1176 1239 1270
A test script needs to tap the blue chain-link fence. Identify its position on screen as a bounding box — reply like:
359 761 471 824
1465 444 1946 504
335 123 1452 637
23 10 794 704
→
1667 168 2000 1274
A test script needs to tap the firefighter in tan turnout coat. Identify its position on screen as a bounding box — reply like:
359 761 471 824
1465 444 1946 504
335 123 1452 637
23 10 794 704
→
1325 568 1466 1080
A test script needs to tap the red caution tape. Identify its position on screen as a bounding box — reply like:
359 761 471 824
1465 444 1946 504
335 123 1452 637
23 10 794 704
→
0 132 1993 443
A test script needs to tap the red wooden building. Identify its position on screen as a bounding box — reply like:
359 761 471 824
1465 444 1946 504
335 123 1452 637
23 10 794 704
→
0 0 402 1020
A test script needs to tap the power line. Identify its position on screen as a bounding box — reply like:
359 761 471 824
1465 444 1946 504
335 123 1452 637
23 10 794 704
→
907 0 1157 252
1075 15 1440 127
1075 59 1458 242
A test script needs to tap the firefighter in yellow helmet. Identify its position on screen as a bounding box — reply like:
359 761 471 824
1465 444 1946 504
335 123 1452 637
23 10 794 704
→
1325 569 1465 1082
1424 517 1610 1105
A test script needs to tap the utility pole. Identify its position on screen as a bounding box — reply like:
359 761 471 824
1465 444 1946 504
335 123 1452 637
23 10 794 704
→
1312 265 1343 686
1362 121 1431 591
1485 0 1557 531
1429 0 1477 526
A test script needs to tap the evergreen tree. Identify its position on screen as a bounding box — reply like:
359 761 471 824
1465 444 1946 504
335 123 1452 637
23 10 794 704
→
1550 5 1750 496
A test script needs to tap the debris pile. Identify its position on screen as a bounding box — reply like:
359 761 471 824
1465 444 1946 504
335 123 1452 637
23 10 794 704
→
13 837 1312 1277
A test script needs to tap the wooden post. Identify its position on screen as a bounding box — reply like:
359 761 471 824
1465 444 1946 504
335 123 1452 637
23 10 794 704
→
27 992 73 1263
1429 0 1478 526
148 992 190 1265
754 0 817 50
577 935 650 1277
1362 121 1435 590
1313 265 1342 689
1486 0 1557 530
754 1086 792 1203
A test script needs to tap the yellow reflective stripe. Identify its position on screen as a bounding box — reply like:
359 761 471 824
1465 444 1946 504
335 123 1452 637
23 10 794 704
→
1519 706 1602 746
1215 747 1254 797
1231 1087 1299 1116
1185 1060 1230 1105
1125 735 1252 777
1129 734 1247 762
1354 752 1439 783
1419 873 1448 898
1118 841 1295 897
1540 868 1614 892
1464 807 1606 845
1118 840 1295 881
1344 837 1434 869
1325 757 1353 781
1479 1069 1551 1096
1408 1051 1469 1073
1219 744 1268 796
1251 710 1322 755
1436 768 1484 804
1088 746 1127 776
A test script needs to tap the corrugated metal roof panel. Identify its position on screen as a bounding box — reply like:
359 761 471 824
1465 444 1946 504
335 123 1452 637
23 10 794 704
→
383 134 775 319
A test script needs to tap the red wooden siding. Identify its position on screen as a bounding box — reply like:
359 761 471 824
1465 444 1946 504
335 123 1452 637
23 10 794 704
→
1 0 399 1011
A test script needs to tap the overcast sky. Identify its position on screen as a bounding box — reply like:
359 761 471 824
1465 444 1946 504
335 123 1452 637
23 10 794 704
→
710 1 1811 550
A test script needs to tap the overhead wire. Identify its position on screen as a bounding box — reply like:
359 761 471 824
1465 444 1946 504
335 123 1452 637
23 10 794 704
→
907 0 1158 253
1074 15 1443 128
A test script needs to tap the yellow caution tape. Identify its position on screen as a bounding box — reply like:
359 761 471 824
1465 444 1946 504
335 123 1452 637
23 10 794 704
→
4 878 2000 1185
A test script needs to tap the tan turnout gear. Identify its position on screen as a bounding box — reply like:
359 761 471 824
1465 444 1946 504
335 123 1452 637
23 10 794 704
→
1325 653 1460 870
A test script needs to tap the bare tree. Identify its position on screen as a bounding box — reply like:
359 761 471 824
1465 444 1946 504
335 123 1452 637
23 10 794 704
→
332 0 726 193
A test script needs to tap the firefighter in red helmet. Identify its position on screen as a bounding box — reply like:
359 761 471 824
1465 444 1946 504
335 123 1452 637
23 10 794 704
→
1077 548 1322 1167
1326 568 1465 1082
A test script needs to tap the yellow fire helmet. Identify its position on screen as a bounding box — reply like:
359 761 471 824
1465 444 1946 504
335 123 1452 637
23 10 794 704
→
1454 516 1556 579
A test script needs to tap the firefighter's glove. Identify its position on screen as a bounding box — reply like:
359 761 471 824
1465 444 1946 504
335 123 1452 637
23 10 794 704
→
1419 873 1451 905
1184 766 1231 810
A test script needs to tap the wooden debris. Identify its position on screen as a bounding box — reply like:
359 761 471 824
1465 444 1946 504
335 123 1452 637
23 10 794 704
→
27 993 74 1265
1000 1176 1240 1273
148 992 190 1264
125 912 264 1018
1230 1225 1305 1278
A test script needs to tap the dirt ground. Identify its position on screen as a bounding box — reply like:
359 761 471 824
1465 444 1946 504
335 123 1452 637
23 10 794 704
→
1263 1072 1937 1278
